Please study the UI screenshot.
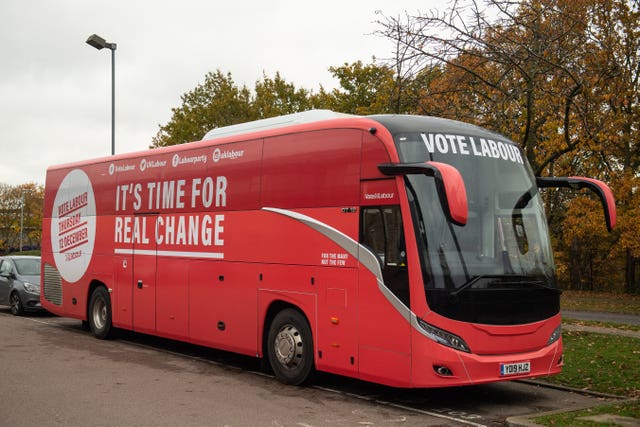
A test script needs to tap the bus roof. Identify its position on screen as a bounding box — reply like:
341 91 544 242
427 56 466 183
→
47 111 516 174
369 114 515 143
202 110 356 141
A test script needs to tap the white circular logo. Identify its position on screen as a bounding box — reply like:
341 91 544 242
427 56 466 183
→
172 154 180 167
51 169 97 283
212 148 221 162
109 163 115 175
140 159 147 171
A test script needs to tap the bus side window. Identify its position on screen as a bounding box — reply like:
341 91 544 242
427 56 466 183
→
361 206 410 307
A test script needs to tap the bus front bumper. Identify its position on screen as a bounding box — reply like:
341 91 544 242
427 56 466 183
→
412 338 563 387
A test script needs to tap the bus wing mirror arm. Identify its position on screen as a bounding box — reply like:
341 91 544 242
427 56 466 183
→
536 176 617 231
379 162 468 226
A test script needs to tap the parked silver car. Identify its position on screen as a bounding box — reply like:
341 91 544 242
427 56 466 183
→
0 256 42 315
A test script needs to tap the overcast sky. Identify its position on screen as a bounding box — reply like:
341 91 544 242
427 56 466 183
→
0 0 441 186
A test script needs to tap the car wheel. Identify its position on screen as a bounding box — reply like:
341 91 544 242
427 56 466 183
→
9 292 24 316
267 308 314 385
88 287 113 339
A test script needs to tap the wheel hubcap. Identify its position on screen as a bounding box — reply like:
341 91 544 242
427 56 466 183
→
92 297 106 330
274 324 303 367
10 294 20 313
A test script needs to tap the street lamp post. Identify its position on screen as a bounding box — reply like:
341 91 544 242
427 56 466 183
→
19 191 24 252
86 34 117 156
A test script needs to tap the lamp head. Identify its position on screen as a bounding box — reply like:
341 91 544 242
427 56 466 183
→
86 34 116 50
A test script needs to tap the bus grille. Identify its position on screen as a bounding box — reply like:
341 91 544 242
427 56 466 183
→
43 263 63 306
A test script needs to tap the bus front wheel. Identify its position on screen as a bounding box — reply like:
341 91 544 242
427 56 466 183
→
88 287 113 339
267 308 314 385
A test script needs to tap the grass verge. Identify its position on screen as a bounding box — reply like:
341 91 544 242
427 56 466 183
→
534 400 640 426
530 328 640 426
541 331 640 398
561 290 640 315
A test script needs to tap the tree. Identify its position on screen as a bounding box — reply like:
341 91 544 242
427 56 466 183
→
376 0 640 292
152 63 412 149
152 70 253 148
252 72 314 117
544 0 640 293
0 183 44 253
153 71 325 148
376 1 600 175
323 60 395 114
0 183 18 251
585 0 640 293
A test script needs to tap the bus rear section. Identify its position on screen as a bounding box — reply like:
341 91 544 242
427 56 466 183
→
41 111 616 388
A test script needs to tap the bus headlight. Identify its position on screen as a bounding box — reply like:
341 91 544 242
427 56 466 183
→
547 324 562 346
417 318 471 353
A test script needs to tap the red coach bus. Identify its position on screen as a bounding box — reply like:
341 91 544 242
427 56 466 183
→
41 111 616 387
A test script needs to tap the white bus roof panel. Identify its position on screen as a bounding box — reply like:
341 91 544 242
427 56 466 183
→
202 110 354 141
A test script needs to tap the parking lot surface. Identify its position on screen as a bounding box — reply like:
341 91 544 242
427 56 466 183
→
0 309 613 426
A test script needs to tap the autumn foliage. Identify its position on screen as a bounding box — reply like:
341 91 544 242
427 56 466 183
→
152 0 639 292
0 183 44 253
376 0 640 293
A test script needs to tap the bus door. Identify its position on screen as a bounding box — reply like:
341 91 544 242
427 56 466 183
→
358 205 412 384
132 214 157 335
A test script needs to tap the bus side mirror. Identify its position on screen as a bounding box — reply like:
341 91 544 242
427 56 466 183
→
536 176 617 231
378 161 468 226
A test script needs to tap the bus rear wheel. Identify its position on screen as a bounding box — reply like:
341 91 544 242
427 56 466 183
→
267 308 314 385
88 287 113 339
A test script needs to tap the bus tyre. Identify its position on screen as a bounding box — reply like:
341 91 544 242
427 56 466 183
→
88 287 113 339
267 309 314 385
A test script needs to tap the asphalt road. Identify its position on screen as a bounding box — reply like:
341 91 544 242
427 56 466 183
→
0 308 617 426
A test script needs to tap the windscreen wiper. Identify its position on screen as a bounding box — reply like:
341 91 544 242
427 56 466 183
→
449 275 498 298
449 275 560 298
513 279 562 294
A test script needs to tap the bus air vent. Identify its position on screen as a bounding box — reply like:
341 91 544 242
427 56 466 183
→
43 263 63 306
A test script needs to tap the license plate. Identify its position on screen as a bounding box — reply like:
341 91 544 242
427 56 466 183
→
500 361 531 376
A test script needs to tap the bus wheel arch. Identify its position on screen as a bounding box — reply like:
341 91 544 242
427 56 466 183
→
264 303 315 385
87 281 113 340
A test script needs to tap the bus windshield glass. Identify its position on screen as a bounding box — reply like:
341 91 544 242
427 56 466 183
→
394 132 558 322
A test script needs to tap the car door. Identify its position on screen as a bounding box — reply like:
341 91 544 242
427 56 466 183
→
0 259 13 304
